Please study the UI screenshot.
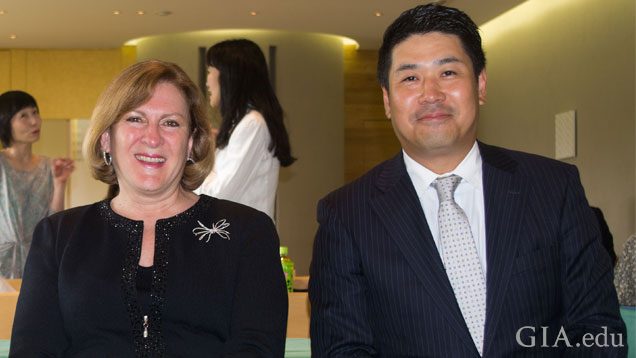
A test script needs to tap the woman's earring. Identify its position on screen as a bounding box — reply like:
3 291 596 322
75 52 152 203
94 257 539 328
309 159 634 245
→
103 152 112 166
186 152 195 164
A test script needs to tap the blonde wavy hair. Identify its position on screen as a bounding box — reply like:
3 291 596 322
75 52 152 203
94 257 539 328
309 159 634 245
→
82 60 214 191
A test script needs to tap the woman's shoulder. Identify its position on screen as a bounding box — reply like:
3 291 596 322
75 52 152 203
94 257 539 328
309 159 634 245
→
45 201 105 228
194 195 277 247
227 110 270 147
197 194 272 224
33 155 54 172
625 235 636 254
237 110 267 130
32 202 106 251
0 152 49 172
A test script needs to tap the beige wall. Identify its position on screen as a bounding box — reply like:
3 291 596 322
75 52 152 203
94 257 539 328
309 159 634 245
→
134 30 345 275
479 0 635 254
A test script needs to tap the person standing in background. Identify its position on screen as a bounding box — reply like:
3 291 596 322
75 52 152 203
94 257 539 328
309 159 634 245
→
0 91 74 278
196 39 295 219
615 234 636 306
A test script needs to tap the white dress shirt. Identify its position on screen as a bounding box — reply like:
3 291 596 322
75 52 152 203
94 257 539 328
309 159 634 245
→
195 110 279 219
403 142 487 274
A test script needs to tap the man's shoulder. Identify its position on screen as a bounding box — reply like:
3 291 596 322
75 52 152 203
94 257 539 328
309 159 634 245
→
479 142 575 175
321 153 402 208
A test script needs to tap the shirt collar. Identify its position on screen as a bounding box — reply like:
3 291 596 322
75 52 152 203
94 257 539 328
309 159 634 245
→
403 141 482 190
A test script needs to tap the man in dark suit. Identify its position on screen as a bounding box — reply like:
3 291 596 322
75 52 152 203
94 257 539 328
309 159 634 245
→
309 4 626 357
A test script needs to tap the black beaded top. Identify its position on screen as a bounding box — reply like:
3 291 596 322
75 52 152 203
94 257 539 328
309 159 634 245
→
97 197 209 358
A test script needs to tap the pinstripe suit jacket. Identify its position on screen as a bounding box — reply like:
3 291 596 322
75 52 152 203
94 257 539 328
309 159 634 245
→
309 142 626 357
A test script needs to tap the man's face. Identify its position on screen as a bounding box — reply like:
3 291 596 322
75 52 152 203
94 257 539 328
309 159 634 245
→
382 32 486 164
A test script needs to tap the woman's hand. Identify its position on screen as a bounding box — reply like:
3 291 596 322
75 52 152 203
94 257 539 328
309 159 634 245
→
50 158 75 212
52 158 75 184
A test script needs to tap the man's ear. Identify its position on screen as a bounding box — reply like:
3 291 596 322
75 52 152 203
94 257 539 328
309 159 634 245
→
100 131 111 153
382 86 391 119
477 69 487 105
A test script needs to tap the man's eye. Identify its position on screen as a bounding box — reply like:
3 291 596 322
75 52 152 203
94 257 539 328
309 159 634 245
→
442 70 456 76
402 75 417 82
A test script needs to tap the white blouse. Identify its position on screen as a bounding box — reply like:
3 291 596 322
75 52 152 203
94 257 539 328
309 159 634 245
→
195 110 279 219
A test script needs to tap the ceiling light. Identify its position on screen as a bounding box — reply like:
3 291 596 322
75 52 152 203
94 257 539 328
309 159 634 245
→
375 12 382 17
250 11 257 16
0 10 6 15
9 35 16 40
136 10 145 15
113 10 121 15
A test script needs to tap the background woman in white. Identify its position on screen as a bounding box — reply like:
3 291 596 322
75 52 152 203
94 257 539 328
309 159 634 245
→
196 39 295 219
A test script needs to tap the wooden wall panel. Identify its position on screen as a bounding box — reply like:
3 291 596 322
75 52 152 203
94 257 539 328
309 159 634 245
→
1 47 136 119
9 50 27 90
24 49 132 119
0 51 10 94
344 45 401 183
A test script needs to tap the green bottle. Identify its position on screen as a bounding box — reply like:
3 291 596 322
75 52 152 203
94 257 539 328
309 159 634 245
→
280 246 294 292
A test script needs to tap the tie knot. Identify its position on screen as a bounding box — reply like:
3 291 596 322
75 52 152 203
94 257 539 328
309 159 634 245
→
433 174 461 202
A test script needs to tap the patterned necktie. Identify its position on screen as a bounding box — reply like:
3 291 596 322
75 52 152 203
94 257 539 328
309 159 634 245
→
434 175 486 356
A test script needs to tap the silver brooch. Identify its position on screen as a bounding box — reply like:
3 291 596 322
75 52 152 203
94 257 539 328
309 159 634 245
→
193 219 230 242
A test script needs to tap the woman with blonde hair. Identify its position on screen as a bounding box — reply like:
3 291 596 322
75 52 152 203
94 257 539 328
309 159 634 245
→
11 60 287 357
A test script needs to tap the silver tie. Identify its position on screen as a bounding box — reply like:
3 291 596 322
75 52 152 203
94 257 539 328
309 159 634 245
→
434 175 486 355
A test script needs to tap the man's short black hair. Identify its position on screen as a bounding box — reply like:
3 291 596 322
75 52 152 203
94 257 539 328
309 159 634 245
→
377 3 486 89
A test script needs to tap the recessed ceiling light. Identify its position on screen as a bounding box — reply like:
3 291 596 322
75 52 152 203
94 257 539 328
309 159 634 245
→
0 10 6 15
113 10 121 15
9 35 17 40
250 11 257 16
156 10 172 17
136 10 145 15
375 12 382 17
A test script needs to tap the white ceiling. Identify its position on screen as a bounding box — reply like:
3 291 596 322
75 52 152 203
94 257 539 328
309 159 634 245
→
0 0 525 50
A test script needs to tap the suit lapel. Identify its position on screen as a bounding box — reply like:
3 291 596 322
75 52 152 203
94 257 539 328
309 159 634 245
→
370 153 478 354
478 142 527 357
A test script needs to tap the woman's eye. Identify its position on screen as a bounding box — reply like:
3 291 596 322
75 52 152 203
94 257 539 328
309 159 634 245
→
125 116 142 123
164 120 181 127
